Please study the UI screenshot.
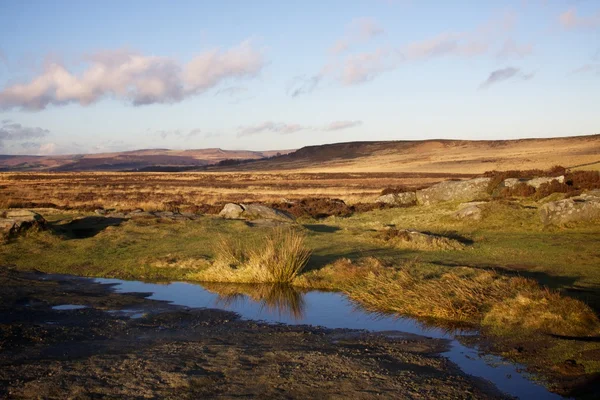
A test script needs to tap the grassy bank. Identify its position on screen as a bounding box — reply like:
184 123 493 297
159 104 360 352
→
2 203 600 394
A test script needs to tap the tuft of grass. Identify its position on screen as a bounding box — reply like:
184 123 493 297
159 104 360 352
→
200 228 312 284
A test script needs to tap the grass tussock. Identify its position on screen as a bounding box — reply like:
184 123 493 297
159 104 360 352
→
300 257 600 337
194 228 312 284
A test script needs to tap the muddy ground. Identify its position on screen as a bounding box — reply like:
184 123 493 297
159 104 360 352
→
0 268 508 399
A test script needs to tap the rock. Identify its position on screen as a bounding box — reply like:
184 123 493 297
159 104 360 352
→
453 202 487 221
94 209 106 215
539 192 600 225
0 210 46 241
416 178 491 206
502 176 565 190
376 192 417 207
240 204 295 223
528 176 564 189
219 203 244 219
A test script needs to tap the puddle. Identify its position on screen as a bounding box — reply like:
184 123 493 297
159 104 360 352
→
52 304 88 311
95 278 564 399
106 309 146 319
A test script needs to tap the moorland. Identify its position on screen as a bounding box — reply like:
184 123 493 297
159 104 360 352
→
1 134 600 399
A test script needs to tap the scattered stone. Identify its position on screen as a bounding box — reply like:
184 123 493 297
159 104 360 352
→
0 209 47 241
539 191 600 225
416 178 491 206
453 202 487 221
219 203 244 219
94 209 107 215
376 192 417 207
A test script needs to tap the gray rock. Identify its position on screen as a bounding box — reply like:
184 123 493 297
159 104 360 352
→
219 203 244 219
528 176 564 189
376 192 417 207
416 178 491 206
453 202 487 221
539 192 600 225
502 176 565 190
240 204 295 223
1 210 46 240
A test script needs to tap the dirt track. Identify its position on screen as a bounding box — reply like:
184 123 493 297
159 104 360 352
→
0 268 507 399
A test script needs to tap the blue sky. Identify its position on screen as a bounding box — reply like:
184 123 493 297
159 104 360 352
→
0 0 598 155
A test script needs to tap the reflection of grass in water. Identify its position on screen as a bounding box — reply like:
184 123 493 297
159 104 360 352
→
202 282 306 321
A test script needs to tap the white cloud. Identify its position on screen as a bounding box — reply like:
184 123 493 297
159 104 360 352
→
0 121 50 140
559 8 600 30
0 40 264 110
237 121 307 137
154 128 203 140
322 120 363 131
340 48 399 84
330 17 385 55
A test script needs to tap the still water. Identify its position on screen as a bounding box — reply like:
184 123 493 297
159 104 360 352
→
95 278 564 400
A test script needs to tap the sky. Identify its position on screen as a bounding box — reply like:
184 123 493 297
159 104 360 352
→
0 0 598 155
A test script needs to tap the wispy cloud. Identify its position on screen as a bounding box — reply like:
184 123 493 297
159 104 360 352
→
322 120 363 131
339 48 400 84
287 75 321 97
0 121 50 140
479 67 535 89
497 39 533 59
0 40 264 110
215 86 248 97
237 122 307 137
154 128 203 140
571 64 600 76
330 17 385 55
293 11 522 95
559 8 600 30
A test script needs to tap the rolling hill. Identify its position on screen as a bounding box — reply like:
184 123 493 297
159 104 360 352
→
217 134 600 174
0 148 292 172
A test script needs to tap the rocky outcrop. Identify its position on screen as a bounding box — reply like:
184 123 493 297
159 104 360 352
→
539 190 600 225
219 203 244 219
453 202 487 221
416 178 491 206
0 210 47 241
376 192 417 207
503 176 565 189
218 203 296 223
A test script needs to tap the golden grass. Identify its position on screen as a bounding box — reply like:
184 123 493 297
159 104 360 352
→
298 257 600 336
190 228 312 284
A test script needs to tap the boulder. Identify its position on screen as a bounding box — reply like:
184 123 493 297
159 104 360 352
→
453 202 487 221
539 191 600 225
376 192 417 207
0 210 46 241
240 204 295 223
219 203 244 219
416 178 491 206
502 176 565 190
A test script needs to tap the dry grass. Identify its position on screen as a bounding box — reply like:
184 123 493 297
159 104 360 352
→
191 228 312 284
0 171 450 211
298 257 600 336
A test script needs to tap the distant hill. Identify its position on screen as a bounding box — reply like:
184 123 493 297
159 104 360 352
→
0 148 293 172
215 134 600 174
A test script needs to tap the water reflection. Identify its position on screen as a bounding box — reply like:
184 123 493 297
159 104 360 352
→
202 283 306 320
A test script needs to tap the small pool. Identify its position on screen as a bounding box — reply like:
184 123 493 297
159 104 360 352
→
95 278 564 400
